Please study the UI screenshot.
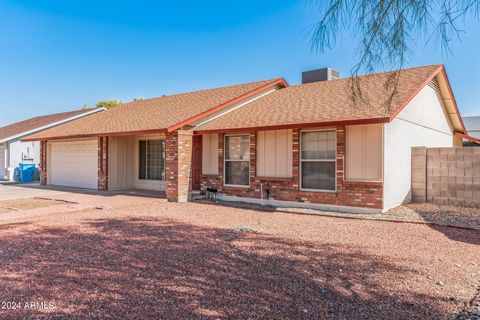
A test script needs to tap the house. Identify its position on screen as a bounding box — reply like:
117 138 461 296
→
23 64 473 212
454 116 480 146
0 108 104 181
464 116 480 140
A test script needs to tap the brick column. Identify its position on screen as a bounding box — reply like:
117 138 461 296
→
165 130 193 202
98 136 109 191
39 140 48 185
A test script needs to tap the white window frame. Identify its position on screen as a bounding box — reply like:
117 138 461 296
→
137 138 165 181
300 128 337 192
224 134 250 188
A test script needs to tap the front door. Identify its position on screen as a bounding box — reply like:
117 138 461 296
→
191 135 202 190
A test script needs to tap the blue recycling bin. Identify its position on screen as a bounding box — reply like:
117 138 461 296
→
19 164 36 183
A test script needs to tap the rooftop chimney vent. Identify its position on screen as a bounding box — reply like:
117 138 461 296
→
302 67 340 84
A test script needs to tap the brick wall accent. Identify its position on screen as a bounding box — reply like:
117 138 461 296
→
412 147 480 207
200 126 383 209
98 136 109 191
165 130 193 202
39 140 48 185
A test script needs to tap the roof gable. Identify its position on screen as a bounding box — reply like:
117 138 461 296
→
391 80 454 134
389 65 465 133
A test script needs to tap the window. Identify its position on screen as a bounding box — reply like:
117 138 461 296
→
300 130 336 191
224 135 250 186
139 140 165 180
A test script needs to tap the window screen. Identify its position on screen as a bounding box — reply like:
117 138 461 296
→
224 135 249 186
138 140 165 181
300 131 336 190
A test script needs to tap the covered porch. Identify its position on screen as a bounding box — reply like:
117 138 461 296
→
39 130 197 203
107 134 167 193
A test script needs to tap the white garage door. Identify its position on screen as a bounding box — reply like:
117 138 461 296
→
50 140 98 189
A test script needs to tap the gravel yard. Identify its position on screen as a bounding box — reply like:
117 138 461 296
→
211 200 480 230
0 200 478 319
389 203 480 230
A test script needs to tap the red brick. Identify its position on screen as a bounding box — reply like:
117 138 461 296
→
199 125 383 209
98 136 109 191
165 130 193 202
39 140 48 185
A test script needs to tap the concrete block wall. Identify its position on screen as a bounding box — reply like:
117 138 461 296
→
412 147 480 207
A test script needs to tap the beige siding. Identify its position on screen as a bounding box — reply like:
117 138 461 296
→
109 136 135 190
346 124 382 181
202 134 218 175
257 129 293 177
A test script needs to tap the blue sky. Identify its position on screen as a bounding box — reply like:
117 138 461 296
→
0 0 479 126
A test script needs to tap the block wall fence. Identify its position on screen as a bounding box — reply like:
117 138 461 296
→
412 147 480 207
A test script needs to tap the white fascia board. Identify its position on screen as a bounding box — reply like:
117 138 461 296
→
0 108 106 143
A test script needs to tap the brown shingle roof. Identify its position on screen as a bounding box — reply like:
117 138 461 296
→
195 65 443 132
24 79 283 141
0 109 100 142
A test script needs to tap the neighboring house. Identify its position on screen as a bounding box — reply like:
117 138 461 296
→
464 116 480 140
0 108 104 181
23 65 473 212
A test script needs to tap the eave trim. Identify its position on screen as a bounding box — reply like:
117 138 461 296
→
193 117 390 134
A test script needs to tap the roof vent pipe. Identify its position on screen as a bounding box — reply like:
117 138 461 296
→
302 67 340 84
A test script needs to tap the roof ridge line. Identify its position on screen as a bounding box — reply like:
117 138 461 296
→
121 78 284 106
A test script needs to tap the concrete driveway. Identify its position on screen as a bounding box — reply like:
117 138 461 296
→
0 183 72 200
0 183 167 223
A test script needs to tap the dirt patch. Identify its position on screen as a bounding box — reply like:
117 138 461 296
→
0 207 13 214
0 197 73 212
